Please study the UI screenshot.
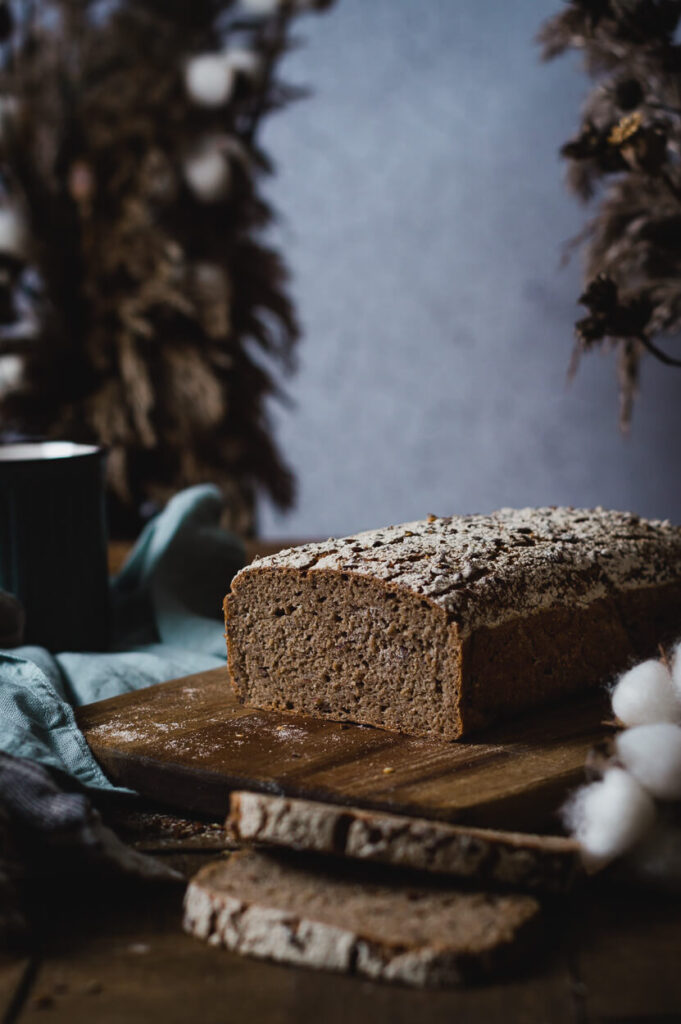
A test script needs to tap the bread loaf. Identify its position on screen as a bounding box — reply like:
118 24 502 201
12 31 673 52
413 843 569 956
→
227 791 581 893
225 507 681 740
183 849 540 987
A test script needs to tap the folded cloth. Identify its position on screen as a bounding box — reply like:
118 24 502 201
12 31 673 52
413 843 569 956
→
0 484 245 792
0 484 243 947
0 752 183 948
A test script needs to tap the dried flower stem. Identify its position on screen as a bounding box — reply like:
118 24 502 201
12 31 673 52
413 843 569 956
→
636 332 681 368
539 0 681 425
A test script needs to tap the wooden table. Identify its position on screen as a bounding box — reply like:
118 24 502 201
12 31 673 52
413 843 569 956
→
2 834 681 1024
2 541 680 1023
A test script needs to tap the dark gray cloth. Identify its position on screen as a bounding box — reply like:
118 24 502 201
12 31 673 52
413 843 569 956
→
0 753 182 946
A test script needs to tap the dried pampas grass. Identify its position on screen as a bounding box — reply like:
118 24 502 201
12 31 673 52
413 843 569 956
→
0 0 334 535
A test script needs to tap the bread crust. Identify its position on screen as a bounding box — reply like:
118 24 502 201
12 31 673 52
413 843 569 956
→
227 791 580 893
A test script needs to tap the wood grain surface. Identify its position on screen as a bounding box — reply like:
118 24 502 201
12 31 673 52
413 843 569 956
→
8 866 681 1023
76 667 607 831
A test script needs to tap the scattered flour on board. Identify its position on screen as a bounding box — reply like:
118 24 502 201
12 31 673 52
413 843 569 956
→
272 725 308 742
88 719 182 743
180 687 201 698
89 725 145 743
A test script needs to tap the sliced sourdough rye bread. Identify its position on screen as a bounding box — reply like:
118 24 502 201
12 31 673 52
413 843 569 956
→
183 849 541 987
227 791 581 893
224 507 681 739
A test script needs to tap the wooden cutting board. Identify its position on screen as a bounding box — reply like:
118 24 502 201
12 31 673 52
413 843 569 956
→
77 667 607 831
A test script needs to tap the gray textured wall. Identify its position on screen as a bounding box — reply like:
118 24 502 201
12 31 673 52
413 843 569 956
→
258 0 681 539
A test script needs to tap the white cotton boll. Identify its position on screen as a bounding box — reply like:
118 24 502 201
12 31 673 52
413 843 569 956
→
0 206 27 258
183 142 231 202
615 723 681 800
563 767 656 871
611 659 681 726
241 0 282 14
0 355 22 392
185 53 234 107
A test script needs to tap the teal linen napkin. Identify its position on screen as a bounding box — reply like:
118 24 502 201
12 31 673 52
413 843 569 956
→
0 484 245 791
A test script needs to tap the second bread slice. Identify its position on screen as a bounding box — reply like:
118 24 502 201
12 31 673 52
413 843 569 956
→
227 791 580 893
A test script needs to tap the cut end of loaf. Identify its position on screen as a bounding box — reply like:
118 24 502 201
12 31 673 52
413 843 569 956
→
224 509 681 741
225 566 463 740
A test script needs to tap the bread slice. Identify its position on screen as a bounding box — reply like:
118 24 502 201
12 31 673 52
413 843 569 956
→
183 849 540 987
225 507 681 739
227 791 580 893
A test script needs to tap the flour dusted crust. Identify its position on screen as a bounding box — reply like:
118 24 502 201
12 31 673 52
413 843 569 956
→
225 507 681 739
237 507 681 636
227 792 580 893
183 850 540 987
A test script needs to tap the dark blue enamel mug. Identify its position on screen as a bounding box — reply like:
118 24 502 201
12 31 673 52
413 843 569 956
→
0 442 109 651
